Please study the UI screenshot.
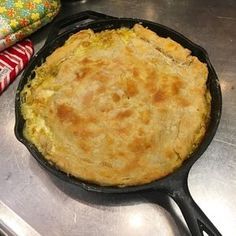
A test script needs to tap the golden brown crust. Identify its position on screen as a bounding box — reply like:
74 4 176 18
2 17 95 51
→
21 24 211 186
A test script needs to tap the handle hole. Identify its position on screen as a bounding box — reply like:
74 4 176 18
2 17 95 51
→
203 231 209 236
199 220 215 236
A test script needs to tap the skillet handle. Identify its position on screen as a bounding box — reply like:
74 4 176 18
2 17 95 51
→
45 11 117 46
167 176 221 236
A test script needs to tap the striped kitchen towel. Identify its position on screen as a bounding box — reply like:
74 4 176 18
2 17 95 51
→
0 39 33 94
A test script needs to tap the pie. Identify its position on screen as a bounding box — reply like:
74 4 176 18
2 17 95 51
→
20 24 211 186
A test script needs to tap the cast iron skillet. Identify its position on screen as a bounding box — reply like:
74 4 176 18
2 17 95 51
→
15 11 222 236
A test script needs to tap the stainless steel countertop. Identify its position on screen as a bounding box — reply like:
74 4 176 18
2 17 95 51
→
0 0 236 235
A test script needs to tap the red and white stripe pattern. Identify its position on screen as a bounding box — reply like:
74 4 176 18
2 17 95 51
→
0 39 34 94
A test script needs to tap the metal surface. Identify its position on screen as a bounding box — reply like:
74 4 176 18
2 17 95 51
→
0 0 235 235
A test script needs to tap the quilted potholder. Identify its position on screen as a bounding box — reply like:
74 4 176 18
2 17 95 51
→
0 39 33 94
0 0 60 51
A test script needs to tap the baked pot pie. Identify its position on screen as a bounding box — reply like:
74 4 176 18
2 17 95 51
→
21 24 211 186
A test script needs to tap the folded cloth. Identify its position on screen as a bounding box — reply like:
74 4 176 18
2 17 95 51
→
0 0 60 51
0 39 34 94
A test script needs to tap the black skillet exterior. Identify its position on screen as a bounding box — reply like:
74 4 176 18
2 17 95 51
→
15 12 222 194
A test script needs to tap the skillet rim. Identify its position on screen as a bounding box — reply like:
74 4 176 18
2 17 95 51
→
14 17 222 193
